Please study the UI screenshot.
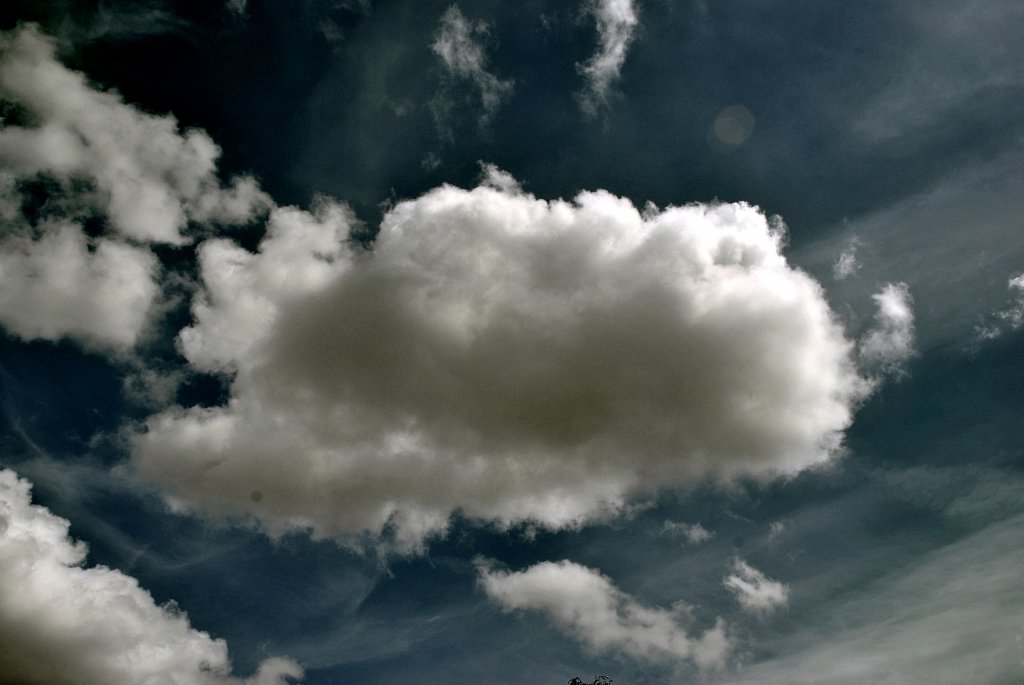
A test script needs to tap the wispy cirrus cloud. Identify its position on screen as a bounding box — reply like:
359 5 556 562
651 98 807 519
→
858 282 916 380
430 5 514 136
719 515 1024 685
577 0 639 115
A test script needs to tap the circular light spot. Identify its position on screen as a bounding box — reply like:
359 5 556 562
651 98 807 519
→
711 105 755 147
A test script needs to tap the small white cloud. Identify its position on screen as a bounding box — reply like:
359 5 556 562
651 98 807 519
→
577 0 639 115
0 224 158 348
724 558 790 615
431 5 514 133
832 242 860 280
858 282 915 380
768 521 786 539
0 468 302 685
662 520 715 544
477 559 731 669
227 0 248 16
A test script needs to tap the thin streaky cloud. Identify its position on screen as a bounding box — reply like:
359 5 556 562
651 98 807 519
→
578 0 639 115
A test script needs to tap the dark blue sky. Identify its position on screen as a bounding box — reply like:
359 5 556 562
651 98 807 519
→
1 2 1023 684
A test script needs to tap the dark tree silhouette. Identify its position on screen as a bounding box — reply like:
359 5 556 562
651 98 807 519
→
568 676 612 685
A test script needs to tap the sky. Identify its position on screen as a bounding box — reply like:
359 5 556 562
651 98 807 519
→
0 1 1023 684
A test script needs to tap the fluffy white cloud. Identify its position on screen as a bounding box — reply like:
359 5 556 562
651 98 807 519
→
578 0 639 115
0 223 158 348
477 559 731 668
0 25 270 349
431 6 514 131
0 468 302 685
133 174 869 550
858 282 915 379
178 199 355 372
723 559 789 615
0 25 269 245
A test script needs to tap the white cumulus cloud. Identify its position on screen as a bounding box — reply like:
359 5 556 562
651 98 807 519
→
477 559 731 669
133 174 869 551
858 282 915 379
578 0 639 115
0 468 302 685
0 223 158 348
723 558 790 615
0 25 269 349
0 26 268 245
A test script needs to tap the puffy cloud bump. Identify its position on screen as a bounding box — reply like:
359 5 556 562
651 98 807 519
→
0 223 157 348
0 25 269 348
0 26 268 245
0 468 302 685
134 175 868 550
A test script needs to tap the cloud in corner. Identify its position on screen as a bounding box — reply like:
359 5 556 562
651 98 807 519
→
0 468 302 685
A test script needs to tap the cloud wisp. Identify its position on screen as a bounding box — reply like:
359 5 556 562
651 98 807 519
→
577 0 639 115
858 282 916 380
719 515 1024 684
431 5 514 135
976 272 1024 340
832 241 860 281
477 559 731 669
662 520 715 544
134 172 870 551
723 559 789 616
0 468 302 685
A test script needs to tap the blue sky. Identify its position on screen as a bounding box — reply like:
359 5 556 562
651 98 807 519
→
1 2 1023 684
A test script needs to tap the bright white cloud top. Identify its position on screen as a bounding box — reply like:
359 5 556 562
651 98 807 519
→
0 468 302 685
134 165 869 549
477 559 731 668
